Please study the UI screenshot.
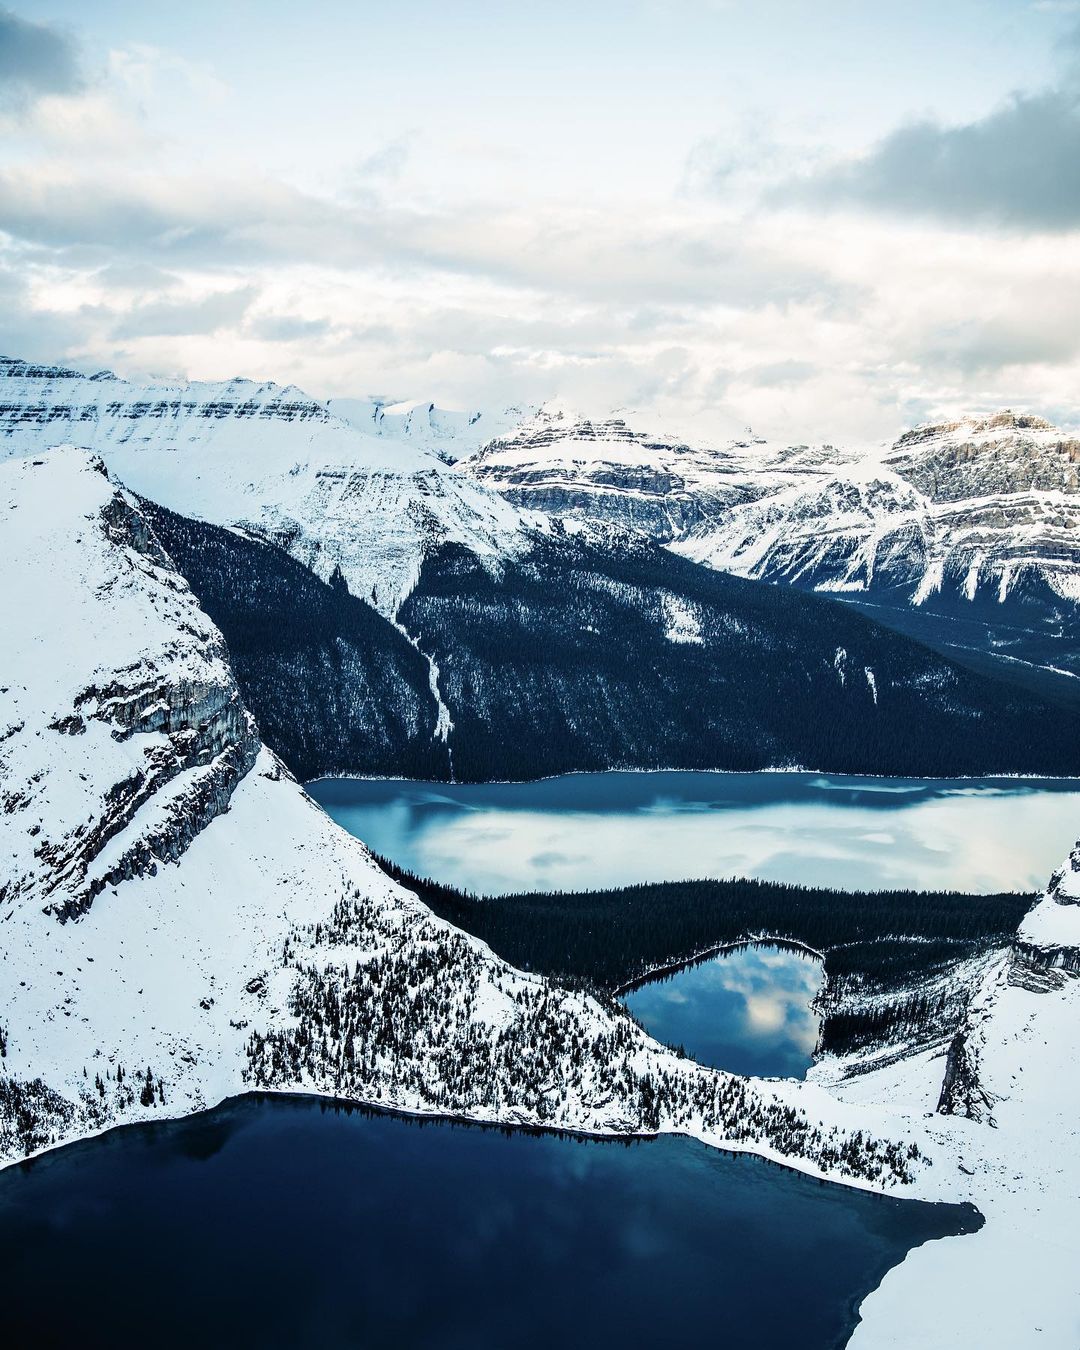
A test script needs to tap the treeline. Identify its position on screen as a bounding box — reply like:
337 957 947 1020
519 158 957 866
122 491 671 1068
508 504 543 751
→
144 502 449 781
245 888 921 1186
378 859 1033 1058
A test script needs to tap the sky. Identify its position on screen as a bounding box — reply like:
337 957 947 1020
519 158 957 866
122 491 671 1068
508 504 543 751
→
2 0 1080 444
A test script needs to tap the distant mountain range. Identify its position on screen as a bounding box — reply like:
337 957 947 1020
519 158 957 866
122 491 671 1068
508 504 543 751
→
459 405 1080 696
2 354 1078 773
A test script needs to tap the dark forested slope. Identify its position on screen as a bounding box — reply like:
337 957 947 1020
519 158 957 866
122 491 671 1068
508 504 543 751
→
145 502 449 781
400 536 1080 780
144 508 1080 781
378 859 1032 1060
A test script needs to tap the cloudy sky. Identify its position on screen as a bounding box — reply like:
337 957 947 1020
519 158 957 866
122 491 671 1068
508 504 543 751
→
3 0 1079 443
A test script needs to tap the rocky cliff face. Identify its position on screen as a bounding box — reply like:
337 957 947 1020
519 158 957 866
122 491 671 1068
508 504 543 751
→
672 412 1080 622
659 417 1080 688
675 413 1080 615
935 839 1080 1123
1007 842 1080 987
0 452 258 920
885 411 1080 501
460 405 806 541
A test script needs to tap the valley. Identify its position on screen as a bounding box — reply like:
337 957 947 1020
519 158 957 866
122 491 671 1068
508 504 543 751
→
1 366 1078 1348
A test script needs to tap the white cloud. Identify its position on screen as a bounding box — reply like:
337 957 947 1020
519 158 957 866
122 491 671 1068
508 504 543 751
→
1 4 1079 445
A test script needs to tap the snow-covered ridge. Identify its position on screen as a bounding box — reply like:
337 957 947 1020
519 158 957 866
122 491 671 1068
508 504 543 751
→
6 354 1075 625
0 356 335 433
451 397 1080 620
831 840 1080 1349
458 402 825 540
0 357 544 617
327 395 534 463
669 412 1080 617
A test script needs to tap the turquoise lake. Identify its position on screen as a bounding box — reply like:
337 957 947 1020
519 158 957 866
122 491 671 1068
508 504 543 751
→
307 770 1080 895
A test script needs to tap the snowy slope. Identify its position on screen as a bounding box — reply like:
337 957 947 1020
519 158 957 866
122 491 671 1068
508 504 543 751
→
327 395 534 463
0 358 542 615
458 402 816 539
0 447 913 1198
0 450 259 920
826 845 1080 1349
673 411 1080 616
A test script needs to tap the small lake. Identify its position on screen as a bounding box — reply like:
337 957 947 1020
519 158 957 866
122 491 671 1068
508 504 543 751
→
0 1096 979 1350
307 770 1080 895
623 943 824 1077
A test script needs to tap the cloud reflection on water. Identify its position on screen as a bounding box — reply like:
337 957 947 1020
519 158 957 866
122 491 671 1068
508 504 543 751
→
623 945 825 1078
386 787 1079 895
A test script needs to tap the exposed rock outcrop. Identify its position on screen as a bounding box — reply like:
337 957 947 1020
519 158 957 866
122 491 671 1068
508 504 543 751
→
0 452 258 920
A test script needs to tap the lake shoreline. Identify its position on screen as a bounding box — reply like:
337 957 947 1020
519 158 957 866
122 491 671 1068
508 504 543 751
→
0 1091 982 1350
613 935 827 996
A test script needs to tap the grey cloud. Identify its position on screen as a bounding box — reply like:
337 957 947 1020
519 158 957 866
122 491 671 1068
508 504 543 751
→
743 359 817 388
107 286 257 339
779 84 1080 230
921 315 1080 375
92 262 183 293
0 7 83 104
0 167 852 315
247 314 333 342
0 264 99 360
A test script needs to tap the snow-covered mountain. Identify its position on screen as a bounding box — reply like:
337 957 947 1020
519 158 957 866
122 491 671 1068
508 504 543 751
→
0 358 541 615
7 355 1075 676
459 403 831 538
0 446 911 1190
462 402 1080 610
456 402 1080 682
327 395 534 463
675 411 1080 613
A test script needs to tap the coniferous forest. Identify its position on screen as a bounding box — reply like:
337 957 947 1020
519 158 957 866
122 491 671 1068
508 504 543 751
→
377 859 1033 1061
401 538 1080 780
145 502 451 781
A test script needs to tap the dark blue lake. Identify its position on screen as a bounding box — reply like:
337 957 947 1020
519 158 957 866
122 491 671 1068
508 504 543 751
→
622 943 824 1077
0 1096 978 1350
307 770 1080 894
